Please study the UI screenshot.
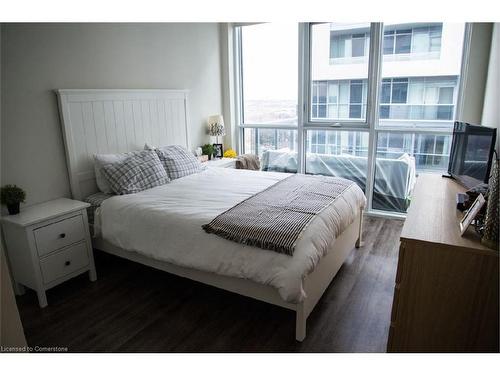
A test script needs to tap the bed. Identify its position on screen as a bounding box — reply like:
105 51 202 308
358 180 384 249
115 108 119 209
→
57 89 365 341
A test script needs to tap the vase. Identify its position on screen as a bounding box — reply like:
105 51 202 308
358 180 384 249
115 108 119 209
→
7 202 20 215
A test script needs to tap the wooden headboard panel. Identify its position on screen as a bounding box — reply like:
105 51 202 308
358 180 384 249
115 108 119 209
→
56 89 190 200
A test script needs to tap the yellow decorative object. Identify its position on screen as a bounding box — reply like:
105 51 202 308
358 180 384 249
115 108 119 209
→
223 149 237 158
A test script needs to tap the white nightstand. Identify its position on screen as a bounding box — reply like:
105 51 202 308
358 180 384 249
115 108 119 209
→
206 158 236 168
1 198 97 307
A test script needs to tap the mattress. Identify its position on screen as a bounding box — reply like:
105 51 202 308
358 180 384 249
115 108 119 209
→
98 167 366 303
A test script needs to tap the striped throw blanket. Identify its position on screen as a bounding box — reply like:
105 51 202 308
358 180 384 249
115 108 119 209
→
202 174 354 256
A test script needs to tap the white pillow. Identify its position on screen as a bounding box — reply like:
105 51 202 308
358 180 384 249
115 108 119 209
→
94 152 137 194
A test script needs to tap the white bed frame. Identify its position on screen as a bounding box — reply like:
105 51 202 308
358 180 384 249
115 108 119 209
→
57 89 363 341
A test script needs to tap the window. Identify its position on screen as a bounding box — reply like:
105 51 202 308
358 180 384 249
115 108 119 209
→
312 23 371 122
413 25 443 53
349 80 364 118
383 24 443 56
351 34 366 57
243 128 297 157
305 130 369 192
330 32 367 59
330 34 347 58
395 29 412 54
311 79 367 120
384 29 411 55
235 22 468 215
379 76 458 124
375 132 451 171
373 22 466 212
372 132 452 212
241 23 298 125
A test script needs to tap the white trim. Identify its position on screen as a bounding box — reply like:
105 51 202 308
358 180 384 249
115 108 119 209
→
373 126 453 134
365 208 406 220
297 23 308 174
221 24 238 153
365 23 383 211
237 123 298 130
303 23 376 128
233 26 245 155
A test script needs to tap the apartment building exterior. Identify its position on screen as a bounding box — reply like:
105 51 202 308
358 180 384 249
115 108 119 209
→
309 22 465 171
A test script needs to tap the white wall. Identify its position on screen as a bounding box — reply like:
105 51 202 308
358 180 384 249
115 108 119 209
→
482 23 499 154
1 23 223 206
460 23 493 124
1 26 26 348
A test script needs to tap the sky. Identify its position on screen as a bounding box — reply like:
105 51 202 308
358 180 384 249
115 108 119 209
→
242 23 298 102
241 22 466 102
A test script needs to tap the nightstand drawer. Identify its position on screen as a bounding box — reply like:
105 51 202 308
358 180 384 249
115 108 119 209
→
34 215 85 256
39 242 89 284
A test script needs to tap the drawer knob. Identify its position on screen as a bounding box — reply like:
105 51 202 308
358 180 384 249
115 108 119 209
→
59 233 66 239
64 260 71 266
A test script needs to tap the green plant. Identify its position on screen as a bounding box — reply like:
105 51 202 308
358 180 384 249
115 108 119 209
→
1 185 26 206
201 143 215 156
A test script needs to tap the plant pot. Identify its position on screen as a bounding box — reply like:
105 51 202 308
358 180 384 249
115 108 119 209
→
208 154 212 160
7 202 20 215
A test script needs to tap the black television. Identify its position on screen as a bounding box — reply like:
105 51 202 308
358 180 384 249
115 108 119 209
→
447 122 497 189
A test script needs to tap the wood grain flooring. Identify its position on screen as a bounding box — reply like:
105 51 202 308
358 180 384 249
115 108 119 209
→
15 216 403 352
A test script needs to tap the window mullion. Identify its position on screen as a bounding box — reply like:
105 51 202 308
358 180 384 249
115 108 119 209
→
298 23 309 174
365 22 383 212
234 26 244 155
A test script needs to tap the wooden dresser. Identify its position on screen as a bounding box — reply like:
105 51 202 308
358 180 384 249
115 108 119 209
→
387 174 499 352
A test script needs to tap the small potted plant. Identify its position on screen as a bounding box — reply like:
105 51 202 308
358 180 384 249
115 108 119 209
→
201 144 216 160
1 184 26 215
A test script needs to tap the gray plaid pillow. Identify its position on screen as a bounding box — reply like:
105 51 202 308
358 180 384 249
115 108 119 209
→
102 150 169 195
155 145 204 180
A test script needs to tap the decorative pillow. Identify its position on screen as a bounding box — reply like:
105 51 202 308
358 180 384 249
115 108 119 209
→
94 152 139 194
101 150 169 195
154 145 204 180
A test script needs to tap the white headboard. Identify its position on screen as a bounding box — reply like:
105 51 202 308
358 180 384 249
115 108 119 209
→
56 89 190 200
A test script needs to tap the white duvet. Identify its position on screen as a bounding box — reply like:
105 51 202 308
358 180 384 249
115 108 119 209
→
99 167 366 303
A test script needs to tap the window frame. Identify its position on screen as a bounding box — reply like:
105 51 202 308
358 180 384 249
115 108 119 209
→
383 24 444 56
235 23 300 130
233 24 302 157
304 22 379 128
233 22 472 217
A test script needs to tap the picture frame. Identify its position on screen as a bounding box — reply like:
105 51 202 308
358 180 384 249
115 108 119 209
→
459 193 486 236
213 143 223 158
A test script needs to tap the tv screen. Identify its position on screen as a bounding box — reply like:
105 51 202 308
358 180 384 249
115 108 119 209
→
448 122 497 189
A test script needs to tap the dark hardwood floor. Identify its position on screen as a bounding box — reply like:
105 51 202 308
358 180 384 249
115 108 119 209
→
16 216 403 352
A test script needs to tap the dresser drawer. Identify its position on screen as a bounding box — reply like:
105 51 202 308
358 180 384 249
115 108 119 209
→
34 215 85 256
39 241 89 284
